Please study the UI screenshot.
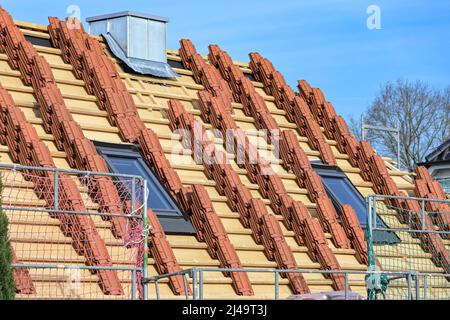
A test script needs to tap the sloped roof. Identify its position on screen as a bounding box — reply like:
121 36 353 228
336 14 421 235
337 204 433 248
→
0 7 448 299
426 137 450 163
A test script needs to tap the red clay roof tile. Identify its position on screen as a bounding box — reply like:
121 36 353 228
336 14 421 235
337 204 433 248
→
168 99 310 294
249 53 337 165
48 18 259 295
0 83 123 294
1 7 449 298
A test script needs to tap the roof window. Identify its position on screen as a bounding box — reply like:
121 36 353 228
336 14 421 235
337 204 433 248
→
313 164 400 244
25 35 53 48
96 142 195 235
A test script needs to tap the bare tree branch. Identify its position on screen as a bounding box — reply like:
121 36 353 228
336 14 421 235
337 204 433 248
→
349 79 450 171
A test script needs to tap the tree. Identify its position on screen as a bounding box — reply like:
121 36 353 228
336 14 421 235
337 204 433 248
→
0 176 16 300
349 79 450 172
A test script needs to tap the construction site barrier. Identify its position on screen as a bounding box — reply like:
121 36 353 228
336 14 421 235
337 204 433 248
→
145 267 448 300
366 194 450 299
0 163 150 299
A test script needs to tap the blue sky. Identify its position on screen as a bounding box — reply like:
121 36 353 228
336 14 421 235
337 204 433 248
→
1 0 449 121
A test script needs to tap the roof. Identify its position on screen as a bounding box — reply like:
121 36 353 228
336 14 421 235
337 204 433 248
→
86 11 170 23
0 7 448 299
425 136 450 163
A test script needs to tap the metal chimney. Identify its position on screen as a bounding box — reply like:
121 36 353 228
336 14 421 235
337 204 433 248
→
86 11 178 78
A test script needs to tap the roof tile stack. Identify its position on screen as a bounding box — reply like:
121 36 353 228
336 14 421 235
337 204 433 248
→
208 45 279 144
48 17 146 143
414 166 450 236
183 184 254 296
207 46 363 256
249 53 336 164
168 99 311 293
0 84 123 295
249 52 450 274
11 248 35 294
145 208 192 296
48 17 250 296
179 39 233 114
340 205 368 265
0 8 128 239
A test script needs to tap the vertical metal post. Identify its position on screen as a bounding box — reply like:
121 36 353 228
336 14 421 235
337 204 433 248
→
54 169 59 210
423 274 428 300
367 197 372 233
131 177 136 213
183 274 189 300
407 273 412 300
131 176 137 299
274 271 279 300
421 200 426 231
199 270 204 300
372 197 377 230
143 180 149 300
367 196 376 268
131 269 136 300
415 273 420 300
155 280 160 300
192 269 197 300
344 273 349 300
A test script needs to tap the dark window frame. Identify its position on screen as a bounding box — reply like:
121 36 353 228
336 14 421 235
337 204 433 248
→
167 59 185 70
95 142 195 235
313 164 363 222
25 35 54 48
313 164 400 244
243 72 257 82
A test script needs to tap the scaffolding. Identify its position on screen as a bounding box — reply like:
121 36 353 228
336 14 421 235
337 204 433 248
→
0 163 148 300
3 162 450 300
366 194 450 300
145 267 450 300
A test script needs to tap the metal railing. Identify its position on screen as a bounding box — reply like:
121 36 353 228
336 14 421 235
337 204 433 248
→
366 194 450 236
1 163 149 300
4 163 450 300
11 264 143 300
144 267 428 300
0 163 147 214
365 194 450 300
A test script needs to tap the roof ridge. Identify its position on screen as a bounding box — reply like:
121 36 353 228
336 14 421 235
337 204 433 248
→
13 19 254 67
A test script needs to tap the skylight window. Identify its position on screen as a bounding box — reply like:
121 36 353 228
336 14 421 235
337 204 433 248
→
96 142 195 235
243 72 256 82
25 35 53 48
313 164 400 244
167 59 185 70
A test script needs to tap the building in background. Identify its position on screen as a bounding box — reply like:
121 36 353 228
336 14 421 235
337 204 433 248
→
423 137 450 194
